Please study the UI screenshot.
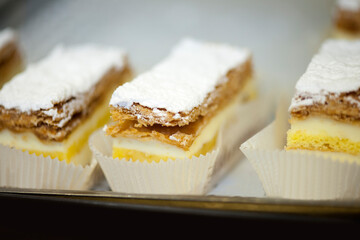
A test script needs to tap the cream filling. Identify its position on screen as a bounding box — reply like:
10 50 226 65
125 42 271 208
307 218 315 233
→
0 97 110 166
289 116 360 142
113 77 255 158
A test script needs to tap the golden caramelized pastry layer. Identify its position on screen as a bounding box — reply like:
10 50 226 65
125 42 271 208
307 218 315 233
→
290 89 360 124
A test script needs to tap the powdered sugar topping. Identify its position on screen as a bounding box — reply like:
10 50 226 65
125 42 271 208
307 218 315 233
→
289 39 360 111
110 38 250 113
0 44 126 113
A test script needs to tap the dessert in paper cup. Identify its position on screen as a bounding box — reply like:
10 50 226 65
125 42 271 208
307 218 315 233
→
0 144 100 190
90 38 272 195
241 39 360 200
0 43 132 190
90 96 271 195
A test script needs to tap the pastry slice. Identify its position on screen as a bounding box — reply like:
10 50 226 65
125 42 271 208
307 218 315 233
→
106 38 256 162
333 0 360 38
0 44 132 166
287 39 360 156
0 28 24 87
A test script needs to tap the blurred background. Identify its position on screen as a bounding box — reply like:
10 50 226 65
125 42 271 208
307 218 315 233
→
0 0 336 93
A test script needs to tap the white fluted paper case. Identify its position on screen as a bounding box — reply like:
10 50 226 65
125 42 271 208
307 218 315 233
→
89 95 273 195
0 144 101 190
240 100 360 200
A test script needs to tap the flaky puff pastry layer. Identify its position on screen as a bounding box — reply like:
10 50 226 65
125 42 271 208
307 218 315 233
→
290 89 360 125
106 60 254 150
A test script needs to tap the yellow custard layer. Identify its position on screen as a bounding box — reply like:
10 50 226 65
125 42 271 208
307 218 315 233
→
112 78 256 162
0 97 110 166
286 116 360 155
113 134 217 163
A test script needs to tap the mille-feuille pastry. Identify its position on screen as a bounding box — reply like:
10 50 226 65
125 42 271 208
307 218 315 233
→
0 28 24 87
333 0 360 38
106 38 255 162
286 39 360 156
0 44 132 166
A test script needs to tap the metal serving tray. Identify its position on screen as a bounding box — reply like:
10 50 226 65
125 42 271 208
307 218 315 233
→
0 0 359 231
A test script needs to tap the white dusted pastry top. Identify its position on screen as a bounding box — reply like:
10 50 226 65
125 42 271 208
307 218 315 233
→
337 0 360 11
0 28 16 49
0 44 126 112
289 39 360 111
110 38 250 113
